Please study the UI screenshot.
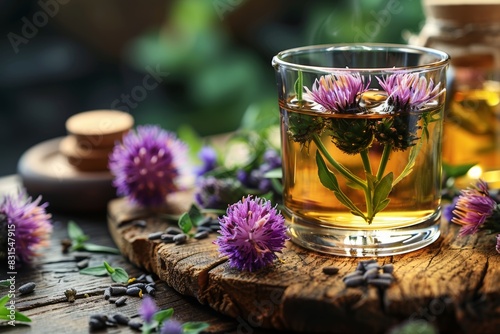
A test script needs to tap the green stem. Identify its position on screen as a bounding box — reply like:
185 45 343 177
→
360 149 375 223
376 144 392 181
360 149 372 175
312 134 366 190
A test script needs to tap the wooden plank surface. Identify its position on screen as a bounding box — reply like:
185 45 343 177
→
0 177 245 334
108 194 500 334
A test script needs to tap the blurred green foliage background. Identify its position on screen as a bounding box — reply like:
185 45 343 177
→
0 0 425 175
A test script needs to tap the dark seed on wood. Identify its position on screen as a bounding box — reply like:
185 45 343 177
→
110 286 127 296
105 320 118 327
19 282 36 295
126 287 142 296
199 217 212 228
128 320 143 330
342 270 364 281
146 282 156 288
136 274 146 282
108 298 118 304
76 258 90 269
196 226 212 234
89 317 106 331
160 233 176 243
145 285 156 296
115 296 127 306
127 282 145 290
90 314 108 323
72 252 92 261
112 313 130 325
173 233 187 245
103 288 111 300
210 223 221 232
344 276 365 287
382 264 394 274
363 268 379 280
194 231 209 240
145 275 154 284
147 232 163 240
165 226 183 235
322 266 339 275
132 220 147 228
378 273 394 281
365 262 381 271
367 278 392 288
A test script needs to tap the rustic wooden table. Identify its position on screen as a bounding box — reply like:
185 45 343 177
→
1 174 499 334
0 175 264 334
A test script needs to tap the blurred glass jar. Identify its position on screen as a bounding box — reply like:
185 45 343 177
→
411 0 500 188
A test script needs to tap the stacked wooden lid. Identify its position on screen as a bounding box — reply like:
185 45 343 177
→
59 110 134 171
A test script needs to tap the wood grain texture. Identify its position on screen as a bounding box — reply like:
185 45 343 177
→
108 194 500 334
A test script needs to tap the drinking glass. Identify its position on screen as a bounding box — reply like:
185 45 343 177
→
272 44 450 256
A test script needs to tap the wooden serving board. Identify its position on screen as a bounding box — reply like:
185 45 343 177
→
107 193 499 334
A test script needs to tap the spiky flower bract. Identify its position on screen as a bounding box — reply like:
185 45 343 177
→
109 125 188 207
215 196 288 272
0 190 52 264
451 180 499 236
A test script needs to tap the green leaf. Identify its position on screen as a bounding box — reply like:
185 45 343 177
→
263 168 282 179
187 204 204 227
0 295 8 307
79 265 108 277
373 172 393 215
374 198 391 214
154 308 174 324
316 151 366 220
442 162 477 178
294 70 303 102
103 261 115 274
0 295 31 323
80 243 121 254
0 280 10 288
110 268 129 283
182 321 210 334
178 212 193 234
68 221 88 244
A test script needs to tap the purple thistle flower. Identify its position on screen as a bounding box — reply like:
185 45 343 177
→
304 73 369 113
195 146 218 177
452 180 497 236
109 125 188 207
215 196 289 272
237 149 282 193
0 190 52 264
138 295 158 324
443 196 459 222
377 73 444 112
496 234 500 254
160 319 183 334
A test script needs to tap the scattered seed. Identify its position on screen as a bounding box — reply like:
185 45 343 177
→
72 252 92 261
147 232 163 240
367 278 392 288
378 273 394 282
90 314 108 323
136 274 146 282
108 298 118 304
173 233 187 245
210 223 221 232
344 276 365 287
196 226 212 234
342 270 364 281
112 313 130 325
132 220 147 228
109 286 127 296
126 287 142 297
127 283 145 290
128 320 143 330
363 268 379 280
382 264 394 274
160 233 176 243
165 226 183 235
145 285 156 296
105 320 118 327
145 275 154 284
198 217 212 228
89 317 106 331
19 282 36 295
365 262 381 271
64 288 77 303
194 231 209 240
322 266 339 275
103 288 111 300
77 258 90 269
115 296 127 307
146 282 156 288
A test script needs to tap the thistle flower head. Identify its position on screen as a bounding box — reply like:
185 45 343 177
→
138 295 158 324
195 146 218 177
377 73 444 112
305 73 369 113
451 180 498 236
0 190 52 264
215 196 288 272
160 319 183 334
109 125 188 207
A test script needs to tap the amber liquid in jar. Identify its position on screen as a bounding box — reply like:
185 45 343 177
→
280 94 443 230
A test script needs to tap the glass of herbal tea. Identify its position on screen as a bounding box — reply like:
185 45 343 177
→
272 44 450 256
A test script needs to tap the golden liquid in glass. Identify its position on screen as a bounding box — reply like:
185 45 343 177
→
280 98 443 230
